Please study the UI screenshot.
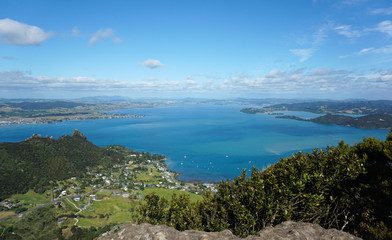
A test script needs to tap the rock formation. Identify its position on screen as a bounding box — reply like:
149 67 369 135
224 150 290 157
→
98 221 361 240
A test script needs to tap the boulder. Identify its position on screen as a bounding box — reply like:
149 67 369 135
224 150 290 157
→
98 221 361 240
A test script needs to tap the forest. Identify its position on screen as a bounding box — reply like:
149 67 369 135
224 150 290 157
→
0 130 123 200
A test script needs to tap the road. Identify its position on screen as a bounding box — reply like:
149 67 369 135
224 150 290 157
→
0 187 105 223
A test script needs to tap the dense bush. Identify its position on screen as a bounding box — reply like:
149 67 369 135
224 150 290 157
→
138 130 392 239
0 130 124 200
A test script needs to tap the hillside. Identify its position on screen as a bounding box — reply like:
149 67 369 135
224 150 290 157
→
240 100 392 129
277 113 392 129
257 100 392 115
0 130 123 200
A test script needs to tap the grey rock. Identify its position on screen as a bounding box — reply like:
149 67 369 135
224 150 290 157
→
255 221 361 240
98 221 361 240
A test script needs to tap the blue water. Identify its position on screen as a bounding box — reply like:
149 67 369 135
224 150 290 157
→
0 105 389 182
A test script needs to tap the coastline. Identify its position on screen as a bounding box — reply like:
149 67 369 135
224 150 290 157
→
0 113 145 126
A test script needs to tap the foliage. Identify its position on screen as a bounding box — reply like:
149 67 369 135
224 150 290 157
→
0 130 123 200
68 224 112 240
137 130 392 239
0 206 60 240
142 187 202 202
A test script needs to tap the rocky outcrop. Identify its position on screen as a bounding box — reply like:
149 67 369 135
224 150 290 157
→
98 221 361 240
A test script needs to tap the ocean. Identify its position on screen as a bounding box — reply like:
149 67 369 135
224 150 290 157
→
0 104 389 182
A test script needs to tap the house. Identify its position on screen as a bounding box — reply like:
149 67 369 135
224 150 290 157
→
122 193 130 198
74 196 81 201
0 201 13 209
54 202 62 208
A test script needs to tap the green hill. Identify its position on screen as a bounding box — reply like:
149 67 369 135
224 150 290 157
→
0 130 123 200
277 113 392 129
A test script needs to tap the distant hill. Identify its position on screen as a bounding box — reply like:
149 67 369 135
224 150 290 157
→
241 100 392 129
260 100 392 114
2 100 90 110
277 113 392 129
0 130 123 200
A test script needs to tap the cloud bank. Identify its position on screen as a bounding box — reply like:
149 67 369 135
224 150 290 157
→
1 67 391 99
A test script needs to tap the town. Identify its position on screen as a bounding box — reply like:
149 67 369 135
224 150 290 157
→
0 144 216 231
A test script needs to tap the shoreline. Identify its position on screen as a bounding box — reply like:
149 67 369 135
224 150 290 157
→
0 113 145 126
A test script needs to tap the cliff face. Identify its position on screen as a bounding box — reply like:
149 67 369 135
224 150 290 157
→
98 221 361 240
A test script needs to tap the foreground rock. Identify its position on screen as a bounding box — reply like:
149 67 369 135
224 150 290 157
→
98 221 361 240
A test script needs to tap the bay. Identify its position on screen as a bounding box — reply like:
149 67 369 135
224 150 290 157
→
0 104 389 182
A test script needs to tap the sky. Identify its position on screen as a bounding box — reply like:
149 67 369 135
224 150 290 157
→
1 0 392 100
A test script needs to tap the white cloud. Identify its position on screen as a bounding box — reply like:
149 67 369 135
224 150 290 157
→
380 74 392 82
89 28 121 46
289 49 316 62
358 48 374 54
266 70 286 78
138 59 164 69
370 7 392 15
334 25 362 38
358 45 392 55
0 18 52 46
375 20 392 36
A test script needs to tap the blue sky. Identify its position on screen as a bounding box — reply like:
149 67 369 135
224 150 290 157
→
1 0 392 99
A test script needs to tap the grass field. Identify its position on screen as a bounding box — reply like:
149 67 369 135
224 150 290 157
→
10 189 50 204
0 211 15 219
142 187 203 202
62 198 79 213
132 166 164 184
95 189 112 199
76 196 137 227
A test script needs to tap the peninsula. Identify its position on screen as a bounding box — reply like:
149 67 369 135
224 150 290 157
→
241 100 392 129
0 100 145 125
